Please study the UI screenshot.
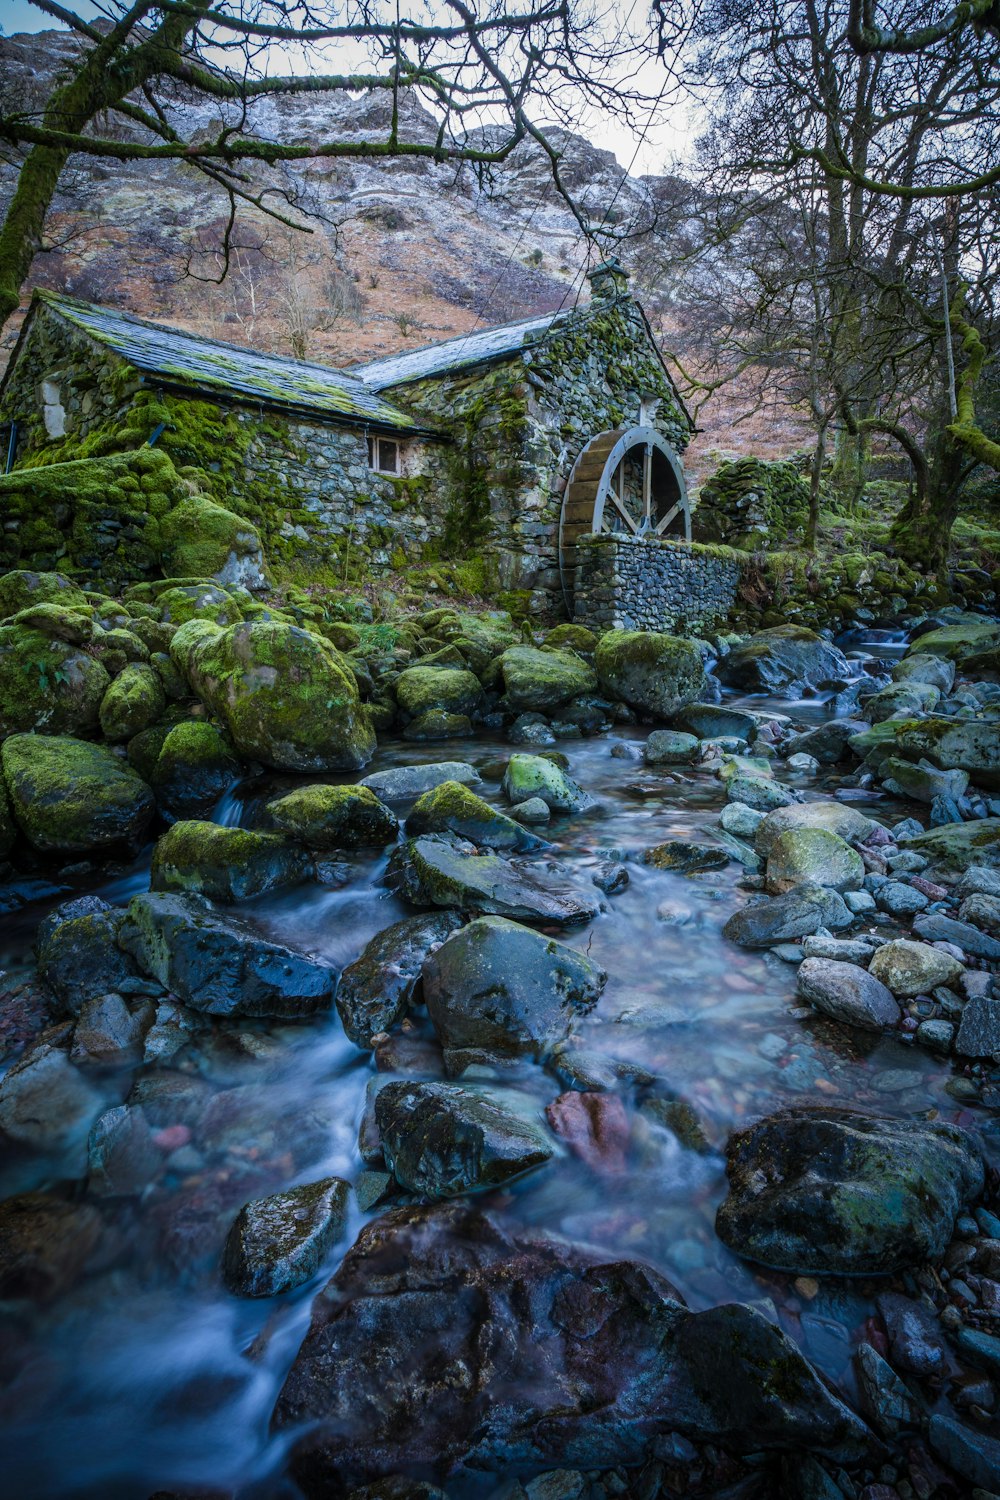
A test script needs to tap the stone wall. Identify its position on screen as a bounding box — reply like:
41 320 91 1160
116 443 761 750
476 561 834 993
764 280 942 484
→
574 534 743 634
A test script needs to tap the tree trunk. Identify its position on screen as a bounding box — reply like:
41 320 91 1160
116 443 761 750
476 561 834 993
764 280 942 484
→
0 142 75 328
889 429 963 574
805 423 828 551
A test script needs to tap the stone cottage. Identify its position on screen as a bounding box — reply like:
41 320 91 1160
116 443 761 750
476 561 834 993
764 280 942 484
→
0 261 744 625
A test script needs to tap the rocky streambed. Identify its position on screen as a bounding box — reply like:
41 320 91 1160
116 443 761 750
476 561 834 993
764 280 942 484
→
1 602 1000 1500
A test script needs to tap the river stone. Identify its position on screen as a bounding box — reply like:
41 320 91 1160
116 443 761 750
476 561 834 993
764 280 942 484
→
765 828 865 894
865 681 940 724
502 753 585 812
511 796 551 825
222 1177 350 1297
876 1290 946 1377
644 839 730 874
754 801 876 857
959 891 1000 936
717 627 851 694
386 837 597 926
892 653 955 692
796 958 900 1031
272 1203 869 1492
36 897 143 1013
87 1105 160 1197
723 885 853 948
360 762 481 803
955 997 1000 1059
644 729 699 765
147 720 241 820
908 618 1000 662
928 1414 1000 1492
899 818 1000 874
868 939 966 997
874 880 929 918
881 757 969 804
0 1192 108 1301
498 646 597 712
726 774 797 812
336 912 463 1048
375 1081 552 1196
784 719 869 765
0 1040 105 1162
913 909 1000 961
889 717 1000 790
71 992 149 1067
594 630 707 721
118 891 337 1018
2 734 154 854
176 619 375 772
671 703 756 742
395 665 482 720
720 801 764 838
422 915 606 1059
716 1106 984 1274
265 783 398 850
150 821 310 902
405 780 544 851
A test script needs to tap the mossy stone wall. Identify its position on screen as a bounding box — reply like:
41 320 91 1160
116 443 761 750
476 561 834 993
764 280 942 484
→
575 534 742 633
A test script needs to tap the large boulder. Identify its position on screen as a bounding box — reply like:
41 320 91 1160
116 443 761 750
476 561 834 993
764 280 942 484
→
0 622 110 738
375 1081 553 1196
150 821 310 902
723 885 852 948
265 784 398 849
394 665 482 720
765 828 865 894
159 496 266 589
272 1204 869 1493
405 780 544 851
888 718 1000 790
118 890 336 1018
754 800 877 857
0 569 88 619
595 630 707 721
796 958 900 1031
145 720 241 819
336 912 463 1048
717 626 850 694
98 663 166 743
222 1177 350 1297
386 836 598 926
35 896 142 1013
498 646 597 712
907 618 1000 663
174 620 375 772
422 915 606 1059
716 1107 984 1275
2 735 154 854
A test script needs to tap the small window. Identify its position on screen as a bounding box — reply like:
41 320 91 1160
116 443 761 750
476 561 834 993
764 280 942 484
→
367 436 400 474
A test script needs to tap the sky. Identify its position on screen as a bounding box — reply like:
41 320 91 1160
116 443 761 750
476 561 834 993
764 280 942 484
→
1 0 696 174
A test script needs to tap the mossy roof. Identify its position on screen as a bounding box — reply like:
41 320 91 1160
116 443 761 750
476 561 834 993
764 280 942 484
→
36 292 434 435
352 310 565 389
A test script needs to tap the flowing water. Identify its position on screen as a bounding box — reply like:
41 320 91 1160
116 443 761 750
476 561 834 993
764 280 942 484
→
0 634 991 1499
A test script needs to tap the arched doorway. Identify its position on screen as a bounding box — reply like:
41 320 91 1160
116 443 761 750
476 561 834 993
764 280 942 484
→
558 426 690 613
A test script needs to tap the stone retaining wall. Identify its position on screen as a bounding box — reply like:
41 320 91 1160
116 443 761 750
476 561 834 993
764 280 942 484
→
573 534 742 633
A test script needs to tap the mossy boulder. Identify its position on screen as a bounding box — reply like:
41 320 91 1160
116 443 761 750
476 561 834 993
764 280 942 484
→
908 618 1000 663
890 718 1000 791
265 784 398 850
386 836 598 926
864 682 939 724
754 800 877 857
544 623 598 654
497 646 597 713
0 774 14 858
595 630 707 721
157 583 244 627
765 828 865 895
0 623 110 737
431 612 518 674
2 735 154 853
99 663 166 743
502 753 585 813
177 621 376 773
11 603 94 645
900 819 1000 875
0 570 88 619
159 497 266 590
406 780 545 851
892 654 955 693
146 720 241 819
150 820 310 902
395 665 482 720
402 709 473 741
717 626 850 694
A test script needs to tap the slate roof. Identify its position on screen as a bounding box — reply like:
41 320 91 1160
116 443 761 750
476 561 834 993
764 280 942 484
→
37 292 432 434
353 310 565 390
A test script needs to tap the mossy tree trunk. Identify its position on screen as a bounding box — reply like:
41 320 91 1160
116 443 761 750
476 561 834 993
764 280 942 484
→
889 425 966 573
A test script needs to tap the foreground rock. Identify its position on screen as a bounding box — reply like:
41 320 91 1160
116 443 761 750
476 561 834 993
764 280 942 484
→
265 783 398 849
868 938 965 997
0 620 109 738
764 828 864 894
272 1204 869 1493
2 735 154 854
405 780 543 851
119 891 336 1018
717 626 850 694
386 836 598 926
150 821 310 902
36 896 143 1012
796 958 901 1031
223 1177 350 1297
175 619 375 772
753 800 877 857
497 645 597 711
422 916 606 1059
723 885 852 947
717 1107 984 1274
335 912 463 1048
375 1081 552 1196
595 629 707 720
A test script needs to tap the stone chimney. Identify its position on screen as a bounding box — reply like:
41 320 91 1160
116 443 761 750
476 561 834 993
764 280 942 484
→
586 258 630 305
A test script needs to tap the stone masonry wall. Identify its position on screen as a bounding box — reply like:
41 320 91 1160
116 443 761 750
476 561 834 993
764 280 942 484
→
574 534 743 633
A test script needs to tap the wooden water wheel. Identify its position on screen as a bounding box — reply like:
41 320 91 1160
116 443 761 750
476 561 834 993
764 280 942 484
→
558 426 690 613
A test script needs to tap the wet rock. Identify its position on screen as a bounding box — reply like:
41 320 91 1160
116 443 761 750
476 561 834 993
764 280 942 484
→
928 1413 1000 1491
801 935 880 963
873 880 928 918
0 1041 105 1159
881 757 969 804
876 1290 946 1377
595 629 707 720
643 729 699 765
959 890 1000 936
375 1081 552 1196
0 620 110 738
672 703 756 741
719 801 764 839
726 774 797 812
119 891 337 1018
903 817 1000 875
644 839 730 874
955 996 1000 1058
796 958 900 1031
893 653 955 692
868 939 966 997
99 662 166 743
723 886 852 948
36 896 143 1013
87 1104 160 1196
914 909 1000 961
360 762 481 803
406 779 544 851
422 915 606 1059
2 734 154 854
785 719 869 765
889 718 1000 791
181 619 376 772
144 720 241 820
402 710 473 741
0 1192 107 1299
855 1341 918 1435
498 646 596 711
916 1018 954 1052
544 1090 629 1174
511 796 550 825
150 821 311 902
716 1106 984 1274
222 1177 350 1297
765 829 865 895
266 784 399 849
71 992 150 1065
385 837 598 926
717 626 850 694
754 801 877 857
395 665 482 720
336 912 463 1048
502 753 585 813
272 1203 869 1493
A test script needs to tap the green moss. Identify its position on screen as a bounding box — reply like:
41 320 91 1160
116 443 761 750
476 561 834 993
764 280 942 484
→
265 782 398 849
1 733 153 853
99 662 166 743
405 779 540 851
150 819 309 902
